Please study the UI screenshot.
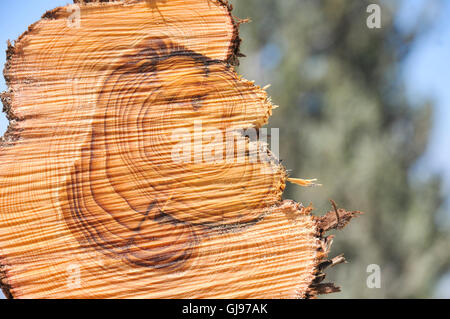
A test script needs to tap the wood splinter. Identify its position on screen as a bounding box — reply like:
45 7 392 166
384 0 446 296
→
288 178 322 187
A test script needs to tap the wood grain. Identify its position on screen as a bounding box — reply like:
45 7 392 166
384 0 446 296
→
0 0 360 298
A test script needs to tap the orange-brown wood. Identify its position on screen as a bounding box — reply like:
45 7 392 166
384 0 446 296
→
0 0 360 299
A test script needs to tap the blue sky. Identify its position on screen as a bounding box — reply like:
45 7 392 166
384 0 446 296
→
399 1 450 196
0 0 449 298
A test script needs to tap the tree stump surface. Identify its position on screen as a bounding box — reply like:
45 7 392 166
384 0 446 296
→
0 0 360 299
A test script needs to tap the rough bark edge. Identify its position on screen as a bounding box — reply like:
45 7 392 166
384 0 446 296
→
303 202 363 298
215 0 246 66
1 11 47 148
0 258 13 299
1 41 24 149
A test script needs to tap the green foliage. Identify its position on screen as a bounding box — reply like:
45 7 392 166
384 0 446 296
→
233 0 449 298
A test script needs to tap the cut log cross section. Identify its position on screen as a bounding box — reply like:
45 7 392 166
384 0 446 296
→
0 0 360 298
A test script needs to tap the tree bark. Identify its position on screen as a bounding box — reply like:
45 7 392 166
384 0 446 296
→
0 0 360 298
